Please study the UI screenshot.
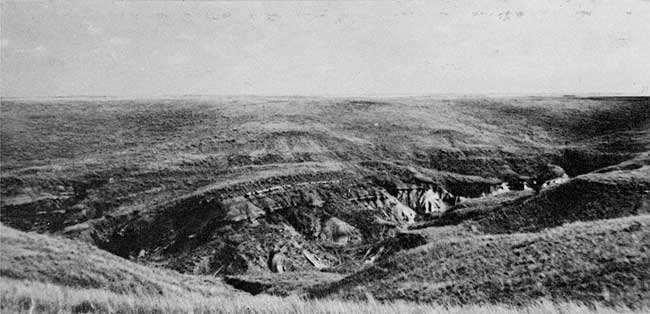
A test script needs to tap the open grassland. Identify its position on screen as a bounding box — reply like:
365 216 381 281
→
2 96 647 183
0 224 235 298
1 278 641 314
478 161 650 234
312 214 650 308
2 214 649 313
2 222 648 314
0 225 643 314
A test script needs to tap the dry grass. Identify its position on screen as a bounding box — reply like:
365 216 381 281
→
1 223 647 314
312 215 650 307
1 278 641 314
0 224 235 298
478 166 650 234
1 223 644 314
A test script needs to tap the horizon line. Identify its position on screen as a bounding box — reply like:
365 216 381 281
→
2 92 649 101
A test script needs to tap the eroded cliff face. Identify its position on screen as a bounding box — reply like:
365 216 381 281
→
1 161 562 278
73 173 437 276
1 159 579 278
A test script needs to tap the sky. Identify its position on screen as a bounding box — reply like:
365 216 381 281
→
1 0 649 97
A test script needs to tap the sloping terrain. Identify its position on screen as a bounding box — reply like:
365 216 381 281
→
1 96 649 309
408 153 650 232
477 163 650 234
0 224 642 314
308 156 650 306
310 214 650 307
0 224 235 297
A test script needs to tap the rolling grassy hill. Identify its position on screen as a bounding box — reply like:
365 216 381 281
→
300 155 650 307
477 157 650 234
0 223 643 314
310 214 650 308
0 223 235 297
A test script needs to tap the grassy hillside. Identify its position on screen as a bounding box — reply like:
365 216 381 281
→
0 224 234 297
311 214 650 308
478 163 650 234
2 96 647 179
407 154 650 232
304 153 650 307
0 224 642 314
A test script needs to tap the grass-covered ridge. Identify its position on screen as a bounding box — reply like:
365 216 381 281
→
0 224 645 314
0 224 234 297
478 163 650 234
311 214 650 307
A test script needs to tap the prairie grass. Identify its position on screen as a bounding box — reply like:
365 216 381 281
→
0 224 234 299
0 278 641 314
1 223 644 313
313 215 650 306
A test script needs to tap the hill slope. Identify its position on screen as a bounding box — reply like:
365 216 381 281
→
0 224 234 297
477 161 650 234
310 214 650 307
1 223 645 314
